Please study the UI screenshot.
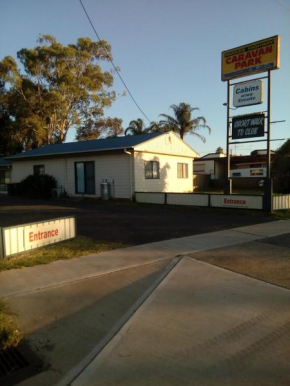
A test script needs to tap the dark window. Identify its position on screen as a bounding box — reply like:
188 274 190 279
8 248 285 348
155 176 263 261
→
75 161 95 194
145 161 159 179
250 169 264 176
233 172 241 177
177 163 188 178
34 165 45 175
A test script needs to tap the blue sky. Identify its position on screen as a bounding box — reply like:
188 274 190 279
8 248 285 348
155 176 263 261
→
0 0 289 155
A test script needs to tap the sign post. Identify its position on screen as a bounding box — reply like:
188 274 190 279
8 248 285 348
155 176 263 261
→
221 36 280 211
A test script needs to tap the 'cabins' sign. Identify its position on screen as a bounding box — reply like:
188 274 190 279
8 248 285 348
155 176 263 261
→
221 36 280 81
232 113 265 140
1 217 76 258
233 80 263 108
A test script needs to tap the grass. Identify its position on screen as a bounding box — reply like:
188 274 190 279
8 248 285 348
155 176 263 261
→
0 300 22 350
273 210 290 220
0 236 123 272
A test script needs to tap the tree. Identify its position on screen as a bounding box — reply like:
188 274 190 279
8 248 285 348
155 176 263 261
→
271 139 290 193
125 118 150 136
76 117 123 141
159 102 211 140
216 147 224 154
0 34 117 149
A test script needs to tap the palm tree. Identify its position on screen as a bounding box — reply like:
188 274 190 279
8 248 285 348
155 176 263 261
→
125 119 150 136
159 103 211 141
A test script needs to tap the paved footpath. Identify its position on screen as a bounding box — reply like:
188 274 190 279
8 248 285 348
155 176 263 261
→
1 220 290 386
1 220 289 299
72 256 290 386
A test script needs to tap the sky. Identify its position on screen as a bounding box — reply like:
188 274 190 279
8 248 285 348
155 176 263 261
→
0 0 289 156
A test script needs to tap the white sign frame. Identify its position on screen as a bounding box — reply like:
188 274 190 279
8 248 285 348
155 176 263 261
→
233 80 263 108
0 216 76 258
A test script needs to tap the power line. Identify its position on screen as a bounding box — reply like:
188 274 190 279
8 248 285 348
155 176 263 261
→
273 0 290 12
79 0 151 123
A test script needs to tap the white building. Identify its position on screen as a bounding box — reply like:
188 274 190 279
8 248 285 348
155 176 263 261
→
193 152 226 180
7 131 199 199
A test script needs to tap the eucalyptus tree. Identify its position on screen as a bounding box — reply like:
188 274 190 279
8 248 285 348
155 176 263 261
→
76 117 124 140
0 34 117 149
159 102 211 141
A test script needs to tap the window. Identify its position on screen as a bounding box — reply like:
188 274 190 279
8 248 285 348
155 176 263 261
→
232 172 241 177
75 161 95 194
34 165 45 175
177 163 188 178
250 169 264 176
145 161 159 179
0 170 10 192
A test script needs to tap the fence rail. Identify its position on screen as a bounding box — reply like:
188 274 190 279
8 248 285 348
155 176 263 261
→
135 192 290 211
273 195 290 210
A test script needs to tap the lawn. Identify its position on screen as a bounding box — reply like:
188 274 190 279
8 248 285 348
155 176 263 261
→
0 236 122 350
0 300 22 350
0 236 122 272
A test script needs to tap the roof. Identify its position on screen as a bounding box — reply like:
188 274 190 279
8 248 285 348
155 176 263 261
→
0 157 12 166
7 132 164 160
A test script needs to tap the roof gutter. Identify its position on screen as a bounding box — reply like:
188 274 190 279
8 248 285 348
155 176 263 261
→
7 146 135 161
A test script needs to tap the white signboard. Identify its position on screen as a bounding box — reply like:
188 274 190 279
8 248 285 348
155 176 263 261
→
233 80 263 108
1 217 76 258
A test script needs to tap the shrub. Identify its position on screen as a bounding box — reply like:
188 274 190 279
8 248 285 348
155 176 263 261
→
271 140 290 194
19 174 57 199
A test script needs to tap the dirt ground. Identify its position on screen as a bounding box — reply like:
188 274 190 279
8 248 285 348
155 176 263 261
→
192 233 290 290
0 195 274 246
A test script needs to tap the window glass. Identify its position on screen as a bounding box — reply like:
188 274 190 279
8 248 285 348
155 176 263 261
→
34 165 45 175
76 163 85 193
85 162 95 194
145 161 159 179
177 163 188 178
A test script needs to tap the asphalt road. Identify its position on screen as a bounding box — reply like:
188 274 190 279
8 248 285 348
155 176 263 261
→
0 195 274 246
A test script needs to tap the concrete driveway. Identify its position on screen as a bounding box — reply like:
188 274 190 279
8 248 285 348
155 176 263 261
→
0 195 274 245
73 256 290 386
1 220 290 386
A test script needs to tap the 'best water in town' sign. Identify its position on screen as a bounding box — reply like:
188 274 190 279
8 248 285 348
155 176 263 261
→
232 113 265 140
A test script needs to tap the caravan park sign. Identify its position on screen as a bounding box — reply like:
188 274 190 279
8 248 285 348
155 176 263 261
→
221 36 280 81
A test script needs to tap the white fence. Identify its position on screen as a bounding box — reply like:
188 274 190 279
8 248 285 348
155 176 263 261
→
136 192 290 211
273 195 290 210
135 192 263 210
135 192 165 204
167 193 209 207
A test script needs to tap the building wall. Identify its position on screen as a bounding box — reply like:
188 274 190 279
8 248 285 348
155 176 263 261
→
134 131 199 158
134 152 193 193
193 160 215 176
11 159 67 188
11 153 132 199
66 154 131 198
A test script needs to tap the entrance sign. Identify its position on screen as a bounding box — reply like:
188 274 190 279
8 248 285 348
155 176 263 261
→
0 216 76 258
232 113 265 140
233 80 263 107
221 36 280 81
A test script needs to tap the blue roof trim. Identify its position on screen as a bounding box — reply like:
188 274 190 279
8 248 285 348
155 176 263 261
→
8 132 164 160
0 157 12 166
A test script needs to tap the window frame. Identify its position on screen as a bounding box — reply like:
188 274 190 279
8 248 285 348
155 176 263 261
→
75 161 95 195
177 163 189 179
144 161 160 180
33 165 45 176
